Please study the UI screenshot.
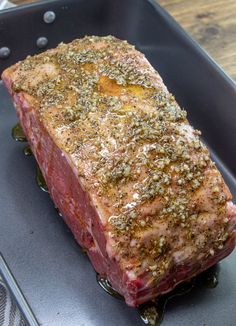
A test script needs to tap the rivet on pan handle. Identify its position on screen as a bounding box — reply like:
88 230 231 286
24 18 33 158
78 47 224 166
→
0 47 11 59
36 37 49 49
43 10 56 24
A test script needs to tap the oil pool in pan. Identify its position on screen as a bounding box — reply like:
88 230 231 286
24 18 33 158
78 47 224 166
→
12 123 48 192
12 122 219 326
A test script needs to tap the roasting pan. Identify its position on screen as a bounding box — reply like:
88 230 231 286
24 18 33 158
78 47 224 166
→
0 0 236 325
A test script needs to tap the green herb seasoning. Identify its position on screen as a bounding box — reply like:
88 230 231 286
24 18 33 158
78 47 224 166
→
11 35 230 283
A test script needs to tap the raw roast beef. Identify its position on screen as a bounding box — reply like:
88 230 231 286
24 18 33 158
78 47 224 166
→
2 36 236 306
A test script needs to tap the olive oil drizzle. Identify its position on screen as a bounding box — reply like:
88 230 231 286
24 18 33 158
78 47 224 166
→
138 280 196 326
12 123 219 325
201 264 219 289
36 164 48 193
23 145 32 156
12 123 48 192
12 123 27 142
96 274 123 300
96 265 219 325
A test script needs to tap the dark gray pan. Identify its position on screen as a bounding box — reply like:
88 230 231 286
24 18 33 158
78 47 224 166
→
0 0 235 325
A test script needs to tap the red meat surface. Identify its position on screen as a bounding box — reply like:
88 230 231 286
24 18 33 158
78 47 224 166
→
2 36 236 306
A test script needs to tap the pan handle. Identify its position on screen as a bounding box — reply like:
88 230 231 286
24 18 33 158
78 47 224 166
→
0 253 39 326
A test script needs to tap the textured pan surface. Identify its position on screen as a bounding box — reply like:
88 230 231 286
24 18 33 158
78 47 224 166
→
0 0 236 325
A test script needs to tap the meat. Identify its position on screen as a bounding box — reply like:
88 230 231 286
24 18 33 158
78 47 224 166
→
2 35 236 307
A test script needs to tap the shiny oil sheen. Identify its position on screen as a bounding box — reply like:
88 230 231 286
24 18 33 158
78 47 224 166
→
12 123 27 142
12 123 48 192
96 266 219 325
